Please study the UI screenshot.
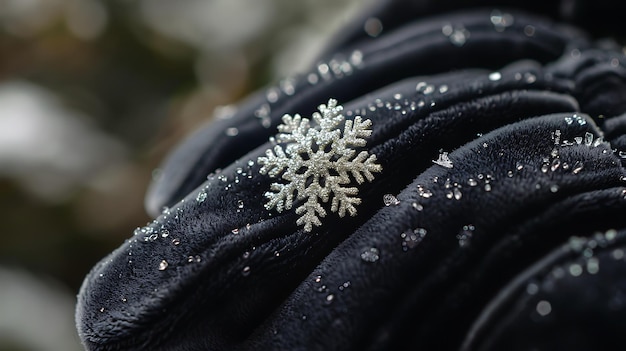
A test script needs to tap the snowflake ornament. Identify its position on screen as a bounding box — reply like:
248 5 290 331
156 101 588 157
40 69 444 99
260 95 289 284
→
258 98 382 232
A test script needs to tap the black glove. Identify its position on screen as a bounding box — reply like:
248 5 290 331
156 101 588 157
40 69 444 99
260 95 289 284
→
76 2 626 350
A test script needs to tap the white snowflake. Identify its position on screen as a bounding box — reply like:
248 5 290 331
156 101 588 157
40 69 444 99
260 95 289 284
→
258 98 382 232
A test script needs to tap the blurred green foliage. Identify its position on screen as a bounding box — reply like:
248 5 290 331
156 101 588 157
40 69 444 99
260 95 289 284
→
0 0 361 349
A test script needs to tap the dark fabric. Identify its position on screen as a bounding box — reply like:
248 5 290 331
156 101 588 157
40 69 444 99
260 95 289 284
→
76 2 626 351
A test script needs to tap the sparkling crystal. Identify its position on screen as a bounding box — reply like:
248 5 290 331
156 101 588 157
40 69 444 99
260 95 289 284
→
258 99 381 232
383 194 400 206
433 151 453 168
360 247 380 262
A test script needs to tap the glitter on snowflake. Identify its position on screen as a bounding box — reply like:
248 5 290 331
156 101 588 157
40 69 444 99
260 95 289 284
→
258 98 382 232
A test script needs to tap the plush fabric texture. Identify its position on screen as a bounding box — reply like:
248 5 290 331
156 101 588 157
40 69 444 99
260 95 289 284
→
76 1 626 350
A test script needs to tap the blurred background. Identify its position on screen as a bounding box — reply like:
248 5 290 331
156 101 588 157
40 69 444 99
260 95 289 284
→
0 0 366 349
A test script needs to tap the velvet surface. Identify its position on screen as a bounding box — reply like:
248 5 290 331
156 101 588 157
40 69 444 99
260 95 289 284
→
76 1 626 350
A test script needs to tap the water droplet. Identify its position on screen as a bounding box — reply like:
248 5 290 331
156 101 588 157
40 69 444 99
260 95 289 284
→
488 72 502 81
536 300 552 316
237 200 244 209
570 161 584 174
619 151 626 158
325 294 335 304
158 260 168 271
364 17 383 37
231 228 239 234
526 283 539 295
550 158 561 172
541 163 549 173
314 275 322 283
349 50 363 67
438 85 449 93
412 202 423 211
524 72 536 84
484 183 492 192
575 114 586 125
401 228 426 250
550 184 559 193
266 88 279 103
457 225 475 247
612 249 624 260
317 63 330 79
99 307 105 313
417 185 433 198
280 78 296 96
569 263 583 276
453 187 462 200
187 255 202 263
242 266 251 276
383 194 400 206
337 281 350 291
171 238 180 246
448 27 470 46
160 230 169 238
468 178 478 187
490 10 514 31
225 127 239 136
586 258 599 274
360 247 380 262
307 73 319 85
196 190 207 203
605 229 617 241
242 251 250 259
524 25 535 36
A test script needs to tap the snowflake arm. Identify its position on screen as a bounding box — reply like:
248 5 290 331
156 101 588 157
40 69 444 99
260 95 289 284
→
257 98 382 232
